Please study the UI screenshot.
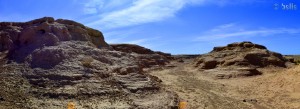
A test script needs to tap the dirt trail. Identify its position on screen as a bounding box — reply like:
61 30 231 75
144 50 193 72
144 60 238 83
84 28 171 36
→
150 60 300 109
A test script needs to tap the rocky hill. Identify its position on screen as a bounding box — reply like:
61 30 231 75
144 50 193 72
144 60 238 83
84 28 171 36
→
111 44 173 68
193 41 294 79
0 17 178 109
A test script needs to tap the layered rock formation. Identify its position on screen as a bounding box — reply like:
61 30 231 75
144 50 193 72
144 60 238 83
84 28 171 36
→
0 17 178 108
193 41 293 79
111 44 173 68
0 17 109 62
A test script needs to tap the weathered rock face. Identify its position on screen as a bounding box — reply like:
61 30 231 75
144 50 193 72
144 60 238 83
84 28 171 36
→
0 17 109 62
194 42 291 69
111 44 173 68
193 42 293 79
0 18 178 108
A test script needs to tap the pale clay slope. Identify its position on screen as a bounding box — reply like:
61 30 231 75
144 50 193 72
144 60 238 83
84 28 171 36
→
151 59 300 109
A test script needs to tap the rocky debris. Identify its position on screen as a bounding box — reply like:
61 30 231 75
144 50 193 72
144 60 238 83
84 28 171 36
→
204 67 262 79
136 54 169 68
177 59 184 63
111 44 173 68
242 99 258 103
115 73 160 93
0 17 178 108
166 65 176 68
194 41 293 78
284 56 295 63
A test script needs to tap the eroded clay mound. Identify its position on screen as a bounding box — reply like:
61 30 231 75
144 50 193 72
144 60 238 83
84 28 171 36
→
193 41 293 79
0 17 109 62
0 18 178 108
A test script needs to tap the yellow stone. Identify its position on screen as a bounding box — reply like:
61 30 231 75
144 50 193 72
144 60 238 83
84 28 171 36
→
179 101 188 109
68 102 75 109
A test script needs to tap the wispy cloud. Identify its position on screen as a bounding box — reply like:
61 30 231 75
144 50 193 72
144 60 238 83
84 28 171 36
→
82 0 134 15
107 36 160 44
126 39 148 44
103 28 161 49
83 0 104 14
196 23 300 41
82 0 265 29
86 0 204 28
107 37 161 50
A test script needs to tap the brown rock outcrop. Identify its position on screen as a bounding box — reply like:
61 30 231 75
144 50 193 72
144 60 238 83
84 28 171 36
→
111 44 173 68
0 17 109 62
194 41 293 78
111 44 156 54
0 17 178 108
194 41 291 69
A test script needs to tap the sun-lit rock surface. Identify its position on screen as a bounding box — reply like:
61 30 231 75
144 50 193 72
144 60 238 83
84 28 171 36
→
0 17 178 109
193 41 294 79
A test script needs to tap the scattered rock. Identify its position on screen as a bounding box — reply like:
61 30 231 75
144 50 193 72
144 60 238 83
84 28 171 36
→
166 65 176 68
201 58 218 69
243 99 258 103
285 56 295 63
205 67 262 79
177 59 184 63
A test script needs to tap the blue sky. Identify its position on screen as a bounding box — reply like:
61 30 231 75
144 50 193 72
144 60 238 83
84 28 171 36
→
1 0 300 54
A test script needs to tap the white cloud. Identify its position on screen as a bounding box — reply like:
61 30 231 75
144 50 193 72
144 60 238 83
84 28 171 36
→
103 28 161 47
102 27 153 45
107 37 160 50
107 36 160 44
84 0 206 28
196 23 300 41
82 0 134 14
83 0 103 14
81 0 266 29
126 39 148 44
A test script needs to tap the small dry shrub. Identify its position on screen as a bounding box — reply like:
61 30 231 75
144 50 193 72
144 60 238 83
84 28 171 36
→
80 57 94 68
296 60 300 65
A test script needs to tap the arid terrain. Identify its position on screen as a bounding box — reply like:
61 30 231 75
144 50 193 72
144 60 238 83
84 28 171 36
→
151 58 300 109
1 17 300 109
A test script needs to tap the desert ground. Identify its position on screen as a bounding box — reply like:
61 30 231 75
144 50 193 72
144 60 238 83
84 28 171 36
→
150 57 300 109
